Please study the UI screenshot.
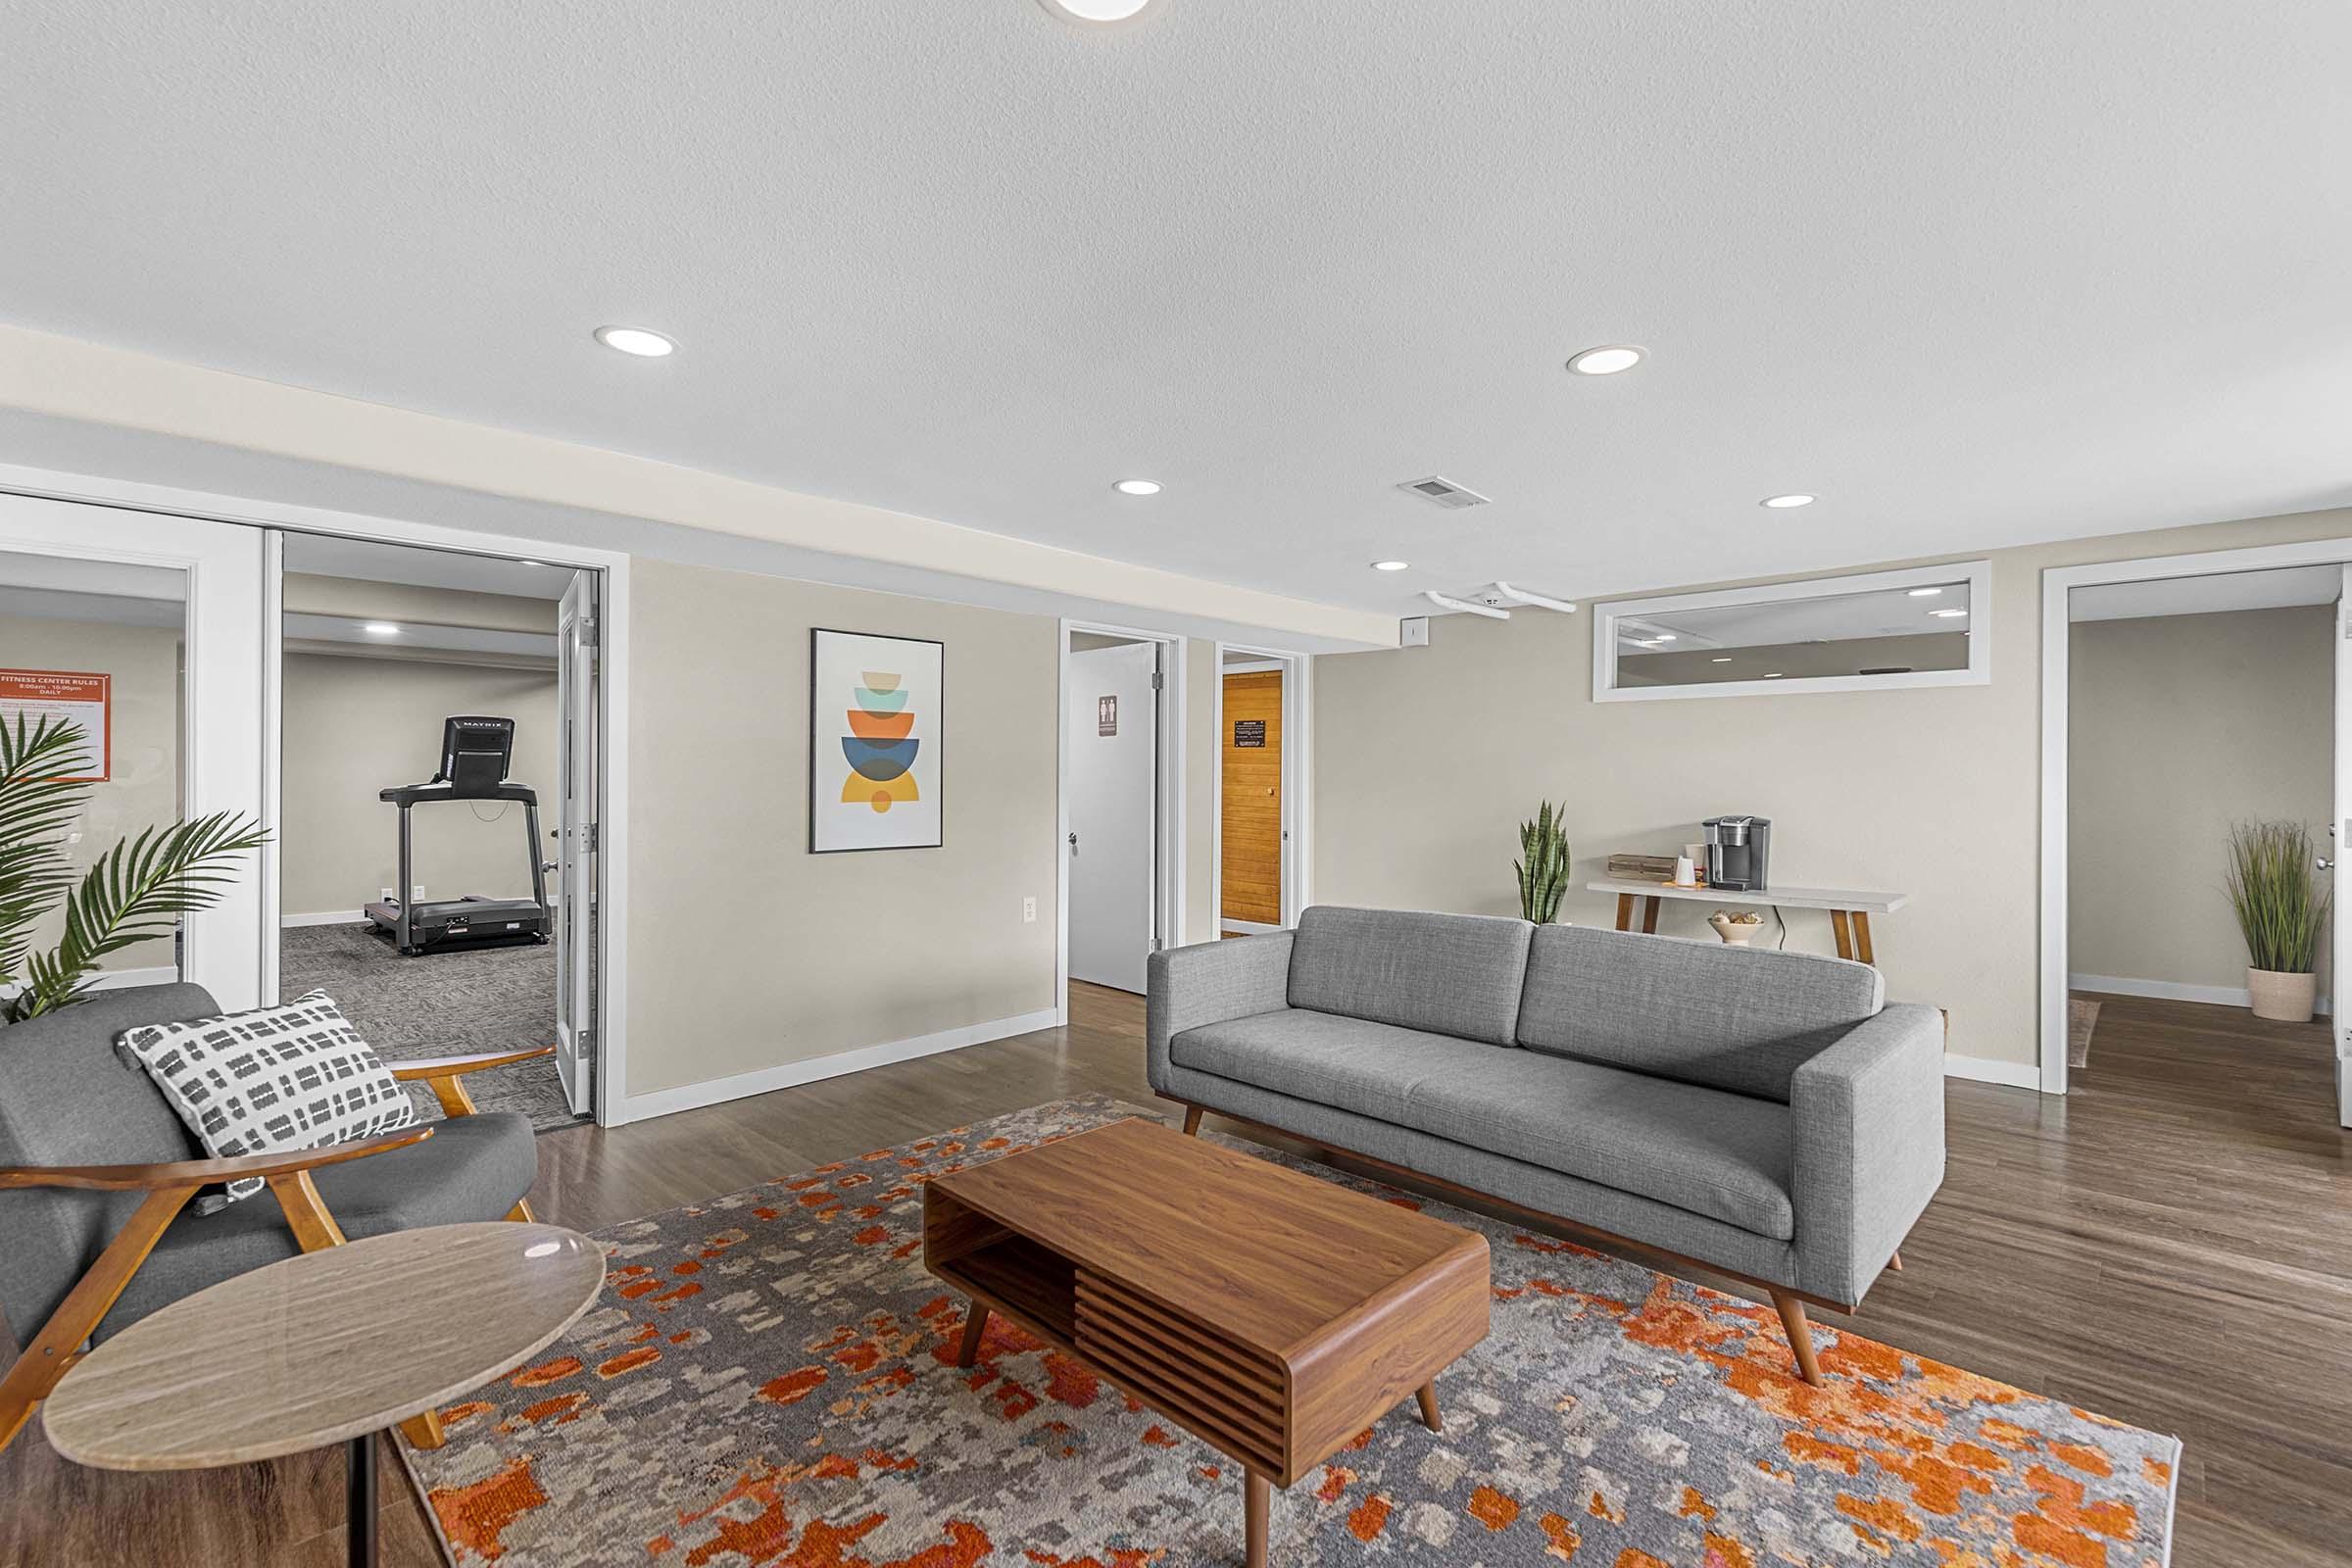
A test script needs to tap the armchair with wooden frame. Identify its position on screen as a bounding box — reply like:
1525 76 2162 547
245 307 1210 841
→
0 982 554 1455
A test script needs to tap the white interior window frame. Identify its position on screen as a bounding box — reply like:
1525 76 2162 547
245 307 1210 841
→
1210 642 1312 933
1592 559 1994 703
1055 618 1188 1018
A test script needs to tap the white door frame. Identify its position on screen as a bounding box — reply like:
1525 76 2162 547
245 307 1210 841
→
0 490 270 1009
1211 643 1313 932
2039 532 2352 1093
0 462 635 1126
1055 619 1186 1020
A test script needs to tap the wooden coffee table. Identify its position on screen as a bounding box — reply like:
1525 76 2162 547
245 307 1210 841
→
924 1116 1490 1567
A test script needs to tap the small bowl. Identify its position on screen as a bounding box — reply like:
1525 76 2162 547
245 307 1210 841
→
1709 912 1763 945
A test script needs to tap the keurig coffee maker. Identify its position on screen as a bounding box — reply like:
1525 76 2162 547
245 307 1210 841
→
1702 815 1771 891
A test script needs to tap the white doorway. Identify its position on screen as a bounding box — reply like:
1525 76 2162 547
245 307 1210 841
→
2041 537 2352 1123
0 493 270 1010
1057 623 1185 1002
1212 643 1312 933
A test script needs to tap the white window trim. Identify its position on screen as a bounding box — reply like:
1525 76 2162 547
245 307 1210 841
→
1592 560 1994 703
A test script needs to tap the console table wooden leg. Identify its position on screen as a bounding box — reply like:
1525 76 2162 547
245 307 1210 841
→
1830 908 1855 960
1415 1382 1443 1433
1641 896 1661 935
1614 893 1635 931
1850 910 1876 964
1244 1470 1268 1568
956 1303 988 1368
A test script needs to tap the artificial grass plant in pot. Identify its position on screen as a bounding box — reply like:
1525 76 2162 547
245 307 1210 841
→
0 714 268 1023
2225 819 2329 1023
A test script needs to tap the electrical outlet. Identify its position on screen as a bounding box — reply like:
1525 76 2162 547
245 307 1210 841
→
380 886 395 903
1023 897 1037 924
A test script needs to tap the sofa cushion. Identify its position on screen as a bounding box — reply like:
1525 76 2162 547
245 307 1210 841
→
1174 1011 1793 1238
1171 1009 1481 1128
97 1109 539 1341
1405 1048 1793 1238
1287 906 1533 1047
1516 925 1883 1102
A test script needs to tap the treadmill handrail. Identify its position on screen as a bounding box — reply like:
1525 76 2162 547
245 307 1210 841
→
378 780 541 806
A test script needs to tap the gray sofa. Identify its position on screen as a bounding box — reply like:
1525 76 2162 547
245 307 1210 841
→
1147 906 1945 1384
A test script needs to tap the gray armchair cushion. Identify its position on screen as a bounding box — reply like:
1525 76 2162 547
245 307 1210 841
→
97 1109 539 1340
0 983 217 1348
1288 906 1533 1047
1515 925 1884 1102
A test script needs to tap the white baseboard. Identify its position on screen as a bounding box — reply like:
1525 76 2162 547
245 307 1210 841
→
2068 971 2330 1013
1943 1053 2043 1090
614 1006 1062 1125
284 909 368 928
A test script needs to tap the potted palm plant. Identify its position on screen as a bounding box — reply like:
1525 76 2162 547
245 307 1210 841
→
0 714 268 1023
2226 820 2329 1023
1514 801 1571 923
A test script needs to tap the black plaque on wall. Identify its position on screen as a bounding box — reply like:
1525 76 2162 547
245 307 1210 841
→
1233 718 1266 748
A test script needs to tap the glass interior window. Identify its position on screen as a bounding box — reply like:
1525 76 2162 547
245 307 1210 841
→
1614 578 1974 687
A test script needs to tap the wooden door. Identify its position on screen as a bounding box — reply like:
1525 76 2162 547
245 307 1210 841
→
1222 670 1283 926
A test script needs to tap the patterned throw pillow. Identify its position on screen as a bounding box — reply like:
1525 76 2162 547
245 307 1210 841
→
117 989 417 1209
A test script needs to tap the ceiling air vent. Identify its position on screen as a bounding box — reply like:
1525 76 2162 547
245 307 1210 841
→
1396 475 1491 511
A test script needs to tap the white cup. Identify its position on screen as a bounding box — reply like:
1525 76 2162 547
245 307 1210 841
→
1673 854 1695 886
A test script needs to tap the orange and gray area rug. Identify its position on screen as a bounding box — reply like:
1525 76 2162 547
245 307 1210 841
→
406 1096 2180 1566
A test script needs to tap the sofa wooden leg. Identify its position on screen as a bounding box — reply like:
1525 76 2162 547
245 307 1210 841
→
1770 1290 1826 1387
1886 1250 1903 1273
507 1198 537 1224
0 1185 198 1455
1414 1382 1443 1433
1181 1106 1203 1137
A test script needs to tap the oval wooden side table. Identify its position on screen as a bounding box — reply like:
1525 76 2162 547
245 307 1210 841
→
43 1220 607 1567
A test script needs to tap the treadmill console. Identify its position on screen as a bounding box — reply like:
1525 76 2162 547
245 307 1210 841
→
438 715 516 798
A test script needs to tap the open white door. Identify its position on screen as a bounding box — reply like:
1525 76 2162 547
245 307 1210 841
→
2335 566 2352 1127
553 570 598 1115
0 494 269 1009
1066 641 1158 993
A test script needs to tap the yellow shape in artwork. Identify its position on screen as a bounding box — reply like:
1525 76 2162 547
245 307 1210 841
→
843 770 920 813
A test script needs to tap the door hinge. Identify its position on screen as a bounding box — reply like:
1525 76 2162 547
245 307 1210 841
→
1151 670 1163 691
1152 937 1164 952
583 821 600 853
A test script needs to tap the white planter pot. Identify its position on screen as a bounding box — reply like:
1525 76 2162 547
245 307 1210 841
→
2246 966 2318 1023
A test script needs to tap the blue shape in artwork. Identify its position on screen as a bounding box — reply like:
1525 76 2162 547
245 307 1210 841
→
842 737 920 781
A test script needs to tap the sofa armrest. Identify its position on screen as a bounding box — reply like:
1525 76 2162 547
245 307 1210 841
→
1788 1003 1946 1306
1146 931 1295 1091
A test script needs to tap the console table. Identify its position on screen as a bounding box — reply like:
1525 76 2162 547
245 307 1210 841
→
1586 877 1909 963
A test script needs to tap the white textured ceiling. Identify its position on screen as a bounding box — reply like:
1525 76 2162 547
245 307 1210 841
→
5 1 2349 616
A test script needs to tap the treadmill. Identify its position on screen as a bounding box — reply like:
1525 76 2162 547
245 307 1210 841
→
364 715 553 956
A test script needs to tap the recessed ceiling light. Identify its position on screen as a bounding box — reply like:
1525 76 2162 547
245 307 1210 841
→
1567 345 1644 375
1710 657 1733 663
362 622 401 636
1113 478 1162 497
1371 560 1409 571
1906 586 1942 597
1760 494 1815 509
1650 633 1676 642
1931 608 1969 618
594 325 675 358
1764 672 1784 678
1037 0 1152 22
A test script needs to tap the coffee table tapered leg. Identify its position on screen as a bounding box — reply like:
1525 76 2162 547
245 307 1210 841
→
1245 1471 1268 1568
956 1303 989 1368
1415 1381 1443 1432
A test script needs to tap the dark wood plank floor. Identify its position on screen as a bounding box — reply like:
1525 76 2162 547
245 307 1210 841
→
4 985 2346 1566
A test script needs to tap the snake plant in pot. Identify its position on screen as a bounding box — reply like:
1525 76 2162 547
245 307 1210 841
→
2225 819 2329 1023
0 714 269 1024
1514 801 1572 924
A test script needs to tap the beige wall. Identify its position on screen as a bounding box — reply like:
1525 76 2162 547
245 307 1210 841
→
0 613 180 972
279 654 558 916
1313 505 2352 1072
2069 606 2333 997
626 559 1060 1099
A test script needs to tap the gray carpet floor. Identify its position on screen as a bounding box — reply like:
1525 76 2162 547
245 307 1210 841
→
279 923 585 1133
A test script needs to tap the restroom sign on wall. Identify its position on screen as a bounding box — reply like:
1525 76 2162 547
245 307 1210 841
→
0 669 110 781
1098 695 1118 736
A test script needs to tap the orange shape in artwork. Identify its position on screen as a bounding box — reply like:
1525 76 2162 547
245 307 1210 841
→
847 709 915 740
